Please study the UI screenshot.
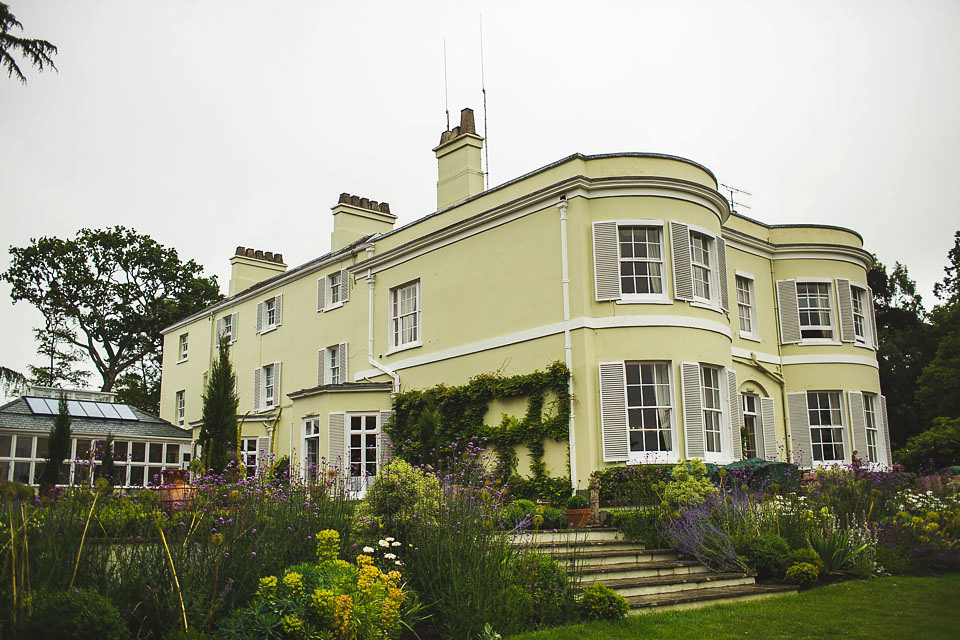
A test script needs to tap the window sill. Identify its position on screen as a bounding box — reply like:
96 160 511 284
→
798 339 842 346
853 341 875 351
739 333 761 343
689 299 722 313
616 296 672 305
177 358 188 364
322 302 344 313
258 325 279 336
387 340 422 355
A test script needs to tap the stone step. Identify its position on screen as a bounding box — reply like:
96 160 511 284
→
625 583 798 614
556 547 681 569
524 539 651 555
578 559 708 582
507 527 623 545
596 571 756 597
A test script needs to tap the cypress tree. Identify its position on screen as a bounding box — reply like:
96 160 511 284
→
100 434 117 489
199 338 239 475
41 393 72 491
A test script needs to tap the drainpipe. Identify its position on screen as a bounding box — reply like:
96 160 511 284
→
558 196 577 491
363 244 400 393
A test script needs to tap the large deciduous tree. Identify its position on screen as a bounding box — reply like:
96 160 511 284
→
1 3 57 84
198 339 239 475
2 227 222 409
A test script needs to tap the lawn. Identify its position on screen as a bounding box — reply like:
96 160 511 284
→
508 573 960 639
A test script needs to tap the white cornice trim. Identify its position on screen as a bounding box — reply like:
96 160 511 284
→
771 246 873 269
781 354 879 368
731 346 782 365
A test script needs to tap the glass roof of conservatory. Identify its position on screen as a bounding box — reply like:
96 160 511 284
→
24 397 139 421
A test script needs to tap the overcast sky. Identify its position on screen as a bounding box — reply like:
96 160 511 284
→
2 0 958 391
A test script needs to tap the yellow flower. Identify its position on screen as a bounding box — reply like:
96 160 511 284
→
532 514 544 527
385 570 403 587
316 529 341 563
333 594 354 638
357 564 381 593
258 575 278 599
311 588 335 620
283 571 304 595
925 522 940 534
282 613 305 636
356 554 374 567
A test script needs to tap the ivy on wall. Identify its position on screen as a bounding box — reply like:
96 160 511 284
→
386 361 571 491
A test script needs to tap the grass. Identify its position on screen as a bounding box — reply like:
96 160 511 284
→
507 573 960 639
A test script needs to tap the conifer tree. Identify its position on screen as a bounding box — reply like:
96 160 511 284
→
199 338 238 475
41 393 71 491
99 434 117 489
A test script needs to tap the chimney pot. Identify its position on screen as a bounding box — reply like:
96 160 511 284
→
264 251 274 261
350 195 361 206
379 202 391 214
460 108 476 134
339 192 351 204
236 246 246 256
254 249 264 259
274 253 283 263
245 248 255 257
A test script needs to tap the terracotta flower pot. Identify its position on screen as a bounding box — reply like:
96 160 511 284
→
566 508 591 529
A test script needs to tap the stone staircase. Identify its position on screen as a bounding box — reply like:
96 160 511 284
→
509 528 796 614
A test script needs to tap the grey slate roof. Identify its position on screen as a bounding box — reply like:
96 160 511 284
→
0 397 192 441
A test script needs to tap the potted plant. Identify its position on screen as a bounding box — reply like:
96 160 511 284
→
566 493 590 529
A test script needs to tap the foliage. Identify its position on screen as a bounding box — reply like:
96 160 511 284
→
784 562 819 588
915 302 960 428
352 458 441 542
589 464 672 506
215 529 414 639
501 499 565 531
0 2 57 84
199 340 240 475
1 226 222 399
741 533 790 579
388 362 570 493
507 474 571 507
1 365 27 397
662 459 717 509
578 583 628 621
566 494 588 509
27 317 90 389
803 462 913 522
99 435 117 489
660 496 748 572
40 393 71 491
604 507 669 547
808 528 868 575
787 547 824 573
508 552 577 627
894 417 960 472
20 588 127 640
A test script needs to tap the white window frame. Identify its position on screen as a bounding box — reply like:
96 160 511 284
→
264 365 275 407
216 312 238 345
741 393 760 459
796 279 837 343
178 333 189 363
256 294 283 334
389 280 421 352
676 222 727 312
176 390 185 426
617 222 669 304
701 365 723 454
735 272 759 341
254 362 282 412
303 417 322 484
593 220 671 305
807 391 846 465
327 345 341 385
863 393 879 464
624 361 676 462
690 231 714 303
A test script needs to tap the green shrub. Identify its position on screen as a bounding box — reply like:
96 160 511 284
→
743 533 790 579
352 458 440 541
509 552 576 627
663 459 717 509
604 508 669 547
579 583 628 621
566 494 588 509
788 547 825 572
785 562 819 587
500 499 565 530
809 529 869 574
21 588 128 640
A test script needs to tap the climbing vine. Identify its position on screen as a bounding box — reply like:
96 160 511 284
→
387 361 570 493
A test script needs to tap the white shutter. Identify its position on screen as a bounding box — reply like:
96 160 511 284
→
727 369 743 461
230 312 238 343
379 410 395 468
256 436 271 473
215 317 225 346
256 302 264 334
592 221 621 301
341 269 350 302
880 395 892 466
848 391 867 463
273 362 281 405
328 412 346 469
867 286 878 348
253 368 262 412
759 396 777 461
317 349 325 386
274 295 283 326
777 280 801 344
598 362 629 462
717 237 729 312
836 278 855 342
681 362 704 459
317 278 326 312
338 342 348 382
671 222 693 301
787 392 811 468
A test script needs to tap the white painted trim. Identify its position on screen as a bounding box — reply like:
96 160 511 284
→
617 296 672 305
772 248 871 268
355 314 733 378
730 347 781 365
781 354 879 368
734 269 756 280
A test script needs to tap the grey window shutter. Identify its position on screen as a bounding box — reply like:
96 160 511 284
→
215 317 225 346
256 302 264 334
759 396 777 461
328 412 345 468
598 362 629 462
273 362 282 404
836 278 855 342
717 237 729 312
274 295 283 326
317 278 325 312
848 391 867 462
880 395 892 466
338 342 348 382
671 222 693 301
867 286 878 348
787 392 811 468
256 436 271 473
681 362 704 459
727 369 743 461
341 269 350 302
317 350 325 386
776 280 801 344
230 312 238 343
253 368 262 412
379 410 395 467
592 221 620 301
